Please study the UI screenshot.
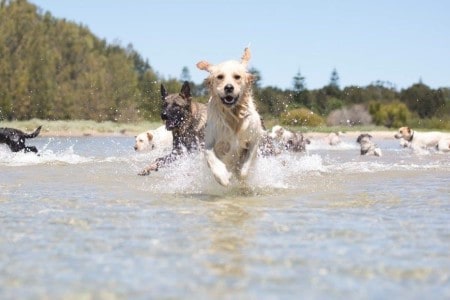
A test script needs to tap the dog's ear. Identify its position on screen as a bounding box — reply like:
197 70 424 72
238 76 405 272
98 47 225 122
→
180 81 191 99
146 132 153 142
241 47 251 67
246 72 254 85
161 84 168 100
196 61 212 72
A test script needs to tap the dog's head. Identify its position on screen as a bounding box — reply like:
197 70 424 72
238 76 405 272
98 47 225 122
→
269 125 285 139
394 126 412 140
134 131 154 151
286 132 310 152
160 81 192 131
356 133 373 144
196 47 253 107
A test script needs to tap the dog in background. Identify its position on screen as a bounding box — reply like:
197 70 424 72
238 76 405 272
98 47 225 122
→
138 82 207 175
268 125 310 152
134 125 172 152
325 131 343 146
0 126 42 153
356 133 382 156
197 47 264 186
394 126 450 152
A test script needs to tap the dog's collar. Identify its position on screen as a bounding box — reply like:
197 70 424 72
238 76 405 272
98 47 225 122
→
407 131 414 142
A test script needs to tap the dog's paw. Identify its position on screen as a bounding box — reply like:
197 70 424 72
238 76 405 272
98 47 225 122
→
137 169 150 176
138 163 158 176
214 171 232 187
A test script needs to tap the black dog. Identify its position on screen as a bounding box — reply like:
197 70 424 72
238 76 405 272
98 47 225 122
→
138 82 207 175
0 126 42 153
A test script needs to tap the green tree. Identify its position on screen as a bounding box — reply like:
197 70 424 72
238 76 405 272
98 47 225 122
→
400 83 445 118
180 66 191 82
369 101 411 128
292 69 311 108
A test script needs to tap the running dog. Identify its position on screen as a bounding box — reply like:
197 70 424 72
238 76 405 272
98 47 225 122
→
197 47 264 186
356 133 382 156
134 125 172 152
0 126 42 153
394 126 450 152
138 82 207 175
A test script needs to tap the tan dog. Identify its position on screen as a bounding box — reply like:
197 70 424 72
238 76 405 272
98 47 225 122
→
134 125 172 152
394 126 450 152
197 48 264 186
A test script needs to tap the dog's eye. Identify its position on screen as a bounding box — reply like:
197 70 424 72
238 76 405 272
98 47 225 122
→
217 74 224 80
234 75 241 80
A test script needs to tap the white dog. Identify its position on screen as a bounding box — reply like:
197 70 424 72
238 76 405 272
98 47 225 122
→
197 48 264 186
134 125 172 152
394 126 450 152
325 131 343 146
437 137 450 152
269 125 309 152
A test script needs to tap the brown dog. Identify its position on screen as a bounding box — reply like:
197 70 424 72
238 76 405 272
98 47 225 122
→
138 81 207 175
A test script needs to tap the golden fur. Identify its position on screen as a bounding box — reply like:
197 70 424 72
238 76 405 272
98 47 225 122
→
197 48 263 186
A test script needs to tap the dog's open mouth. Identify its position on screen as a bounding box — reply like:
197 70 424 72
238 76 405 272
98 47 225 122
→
165 119 179 130
221 95 239 106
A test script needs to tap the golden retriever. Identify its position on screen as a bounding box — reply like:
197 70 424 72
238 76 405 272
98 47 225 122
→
196 48 264 186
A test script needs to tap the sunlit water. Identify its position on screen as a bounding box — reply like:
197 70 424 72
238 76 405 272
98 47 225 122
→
1 135 449 299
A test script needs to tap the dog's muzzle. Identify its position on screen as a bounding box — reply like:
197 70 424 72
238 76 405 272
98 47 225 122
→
221 95 239 106
221 84 239 105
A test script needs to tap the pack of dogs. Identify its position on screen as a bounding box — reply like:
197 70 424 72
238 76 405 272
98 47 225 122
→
2 48 449 186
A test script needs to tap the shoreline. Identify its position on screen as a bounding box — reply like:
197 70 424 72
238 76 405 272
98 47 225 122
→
36 129 398 140
5 119 447 140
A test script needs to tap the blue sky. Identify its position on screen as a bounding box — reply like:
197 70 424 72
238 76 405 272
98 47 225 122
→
31 0 450 90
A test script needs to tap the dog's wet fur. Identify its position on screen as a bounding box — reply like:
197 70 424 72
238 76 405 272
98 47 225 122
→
356 133 382 156
267 125 310 154
197 47 264 186
0 126 42 153
138 82 207 175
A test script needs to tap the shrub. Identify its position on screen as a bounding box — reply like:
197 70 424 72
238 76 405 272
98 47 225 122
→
280 108 325 127
326 104 372 126
369 101 411 128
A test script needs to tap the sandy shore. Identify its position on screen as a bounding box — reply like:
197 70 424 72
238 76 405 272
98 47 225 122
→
37 128 397 140
305 130 397 140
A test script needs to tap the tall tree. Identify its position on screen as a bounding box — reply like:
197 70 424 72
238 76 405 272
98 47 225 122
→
325 68 341 99
292 69 311 108
180 66 191 82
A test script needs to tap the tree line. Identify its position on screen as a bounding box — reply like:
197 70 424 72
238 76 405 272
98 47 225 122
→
1 0 449 129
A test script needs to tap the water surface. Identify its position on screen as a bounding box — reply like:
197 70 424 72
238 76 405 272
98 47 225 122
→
1 135 449 299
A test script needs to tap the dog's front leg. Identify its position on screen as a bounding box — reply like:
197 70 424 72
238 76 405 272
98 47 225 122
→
138 162 159 176
204 148 231 187
238 140 258 180
24 146 38 153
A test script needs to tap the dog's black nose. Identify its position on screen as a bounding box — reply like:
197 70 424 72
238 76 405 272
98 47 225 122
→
224 84 234 93
161 112 167 120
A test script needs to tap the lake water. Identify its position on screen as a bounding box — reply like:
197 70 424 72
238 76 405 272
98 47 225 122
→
1 134 449 299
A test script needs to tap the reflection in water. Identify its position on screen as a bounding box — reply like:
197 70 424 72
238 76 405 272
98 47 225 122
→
206 201 253 280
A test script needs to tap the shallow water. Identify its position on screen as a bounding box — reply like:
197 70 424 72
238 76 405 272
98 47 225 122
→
1 135 449 299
